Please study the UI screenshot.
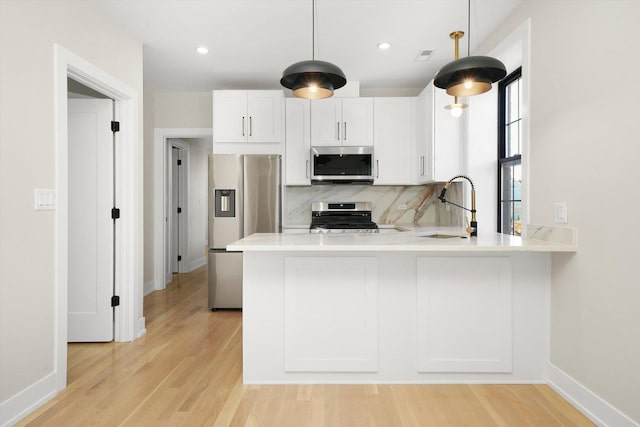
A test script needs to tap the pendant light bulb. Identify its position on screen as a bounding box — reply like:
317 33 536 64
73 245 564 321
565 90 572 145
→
280 0 346 99
445 96 468 118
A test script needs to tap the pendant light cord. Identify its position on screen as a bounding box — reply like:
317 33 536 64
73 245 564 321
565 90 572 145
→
467 0 471 56
312 0 315 60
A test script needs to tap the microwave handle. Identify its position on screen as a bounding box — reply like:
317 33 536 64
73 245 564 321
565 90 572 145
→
376 160 380 178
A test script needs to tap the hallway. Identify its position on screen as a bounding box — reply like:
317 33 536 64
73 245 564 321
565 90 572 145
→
17 266 593 426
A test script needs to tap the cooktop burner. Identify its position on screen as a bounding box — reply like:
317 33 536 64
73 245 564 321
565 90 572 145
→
309 202 378 233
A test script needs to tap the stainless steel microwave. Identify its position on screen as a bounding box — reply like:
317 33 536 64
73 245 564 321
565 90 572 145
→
310 146 374 184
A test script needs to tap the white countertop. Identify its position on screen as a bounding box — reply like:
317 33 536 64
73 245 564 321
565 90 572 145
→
228 227 577 253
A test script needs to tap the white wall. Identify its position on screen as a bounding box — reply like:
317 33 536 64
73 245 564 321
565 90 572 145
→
0 0 143 422
143 87 156 286
154 92 213 128
467 20 530 237
185 139 211 270
476 1 640 423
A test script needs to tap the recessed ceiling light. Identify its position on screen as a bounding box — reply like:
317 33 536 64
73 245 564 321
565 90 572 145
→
377 42 391 50
196 46 209 55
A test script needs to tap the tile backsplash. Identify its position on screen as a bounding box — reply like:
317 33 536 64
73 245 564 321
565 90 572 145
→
285 183 464 227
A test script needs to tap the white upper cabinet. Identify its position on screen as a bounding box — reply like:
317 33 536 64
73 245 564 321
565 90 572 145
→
415 81 464 183
341 98 374 146
373 97 416 185
416 86 433 183
285 98 311 186
213 90 283 143
310 97 373 146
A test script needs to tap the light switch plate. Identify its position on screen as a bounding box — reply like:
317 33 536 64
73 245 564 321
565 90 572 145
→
35 189 56 210
553 202 567 224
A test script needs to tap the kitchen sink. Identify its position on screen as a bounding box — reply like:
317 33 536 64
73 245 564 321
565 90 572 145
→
422 234 467 239
376 227 405 233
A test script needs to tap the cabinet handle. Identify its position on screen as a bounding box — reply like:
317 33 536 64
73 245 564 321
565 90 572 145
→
421 155 425 176
343 122 347 140
376 160 380 178
249 116 253 137
305 160 309 178
242 116 245 136
336 121 340 140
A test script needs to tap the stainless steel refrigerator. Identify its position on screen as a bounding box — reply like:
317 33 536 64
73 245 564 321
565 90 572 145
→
208 154 281 310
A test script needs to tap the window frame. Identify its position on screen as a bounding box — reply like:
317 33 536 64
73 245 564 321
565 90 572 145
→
497 67 523 235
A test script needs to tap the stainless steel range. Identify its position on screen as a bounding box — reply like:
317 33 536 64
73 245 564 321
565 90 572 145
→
309 202 379 233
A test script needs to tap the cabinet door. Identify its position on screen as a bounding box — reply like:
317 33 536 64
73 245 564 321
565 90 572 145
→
416 257 512 373
373 98 415 185
341 98 374 146
213 90 248 143
310 98 341 146
432 85 463 181
415 85 433 184
414 82 463 183
284 256 378 372
285 98 311 185
247 90 282 143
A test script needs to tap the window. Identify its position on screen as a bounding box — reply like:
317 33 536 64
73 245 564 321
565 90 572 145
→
498 67 522 236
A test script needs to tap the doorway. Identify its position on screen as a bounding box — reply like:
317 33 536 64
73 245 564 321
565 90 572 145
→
163 137 213 285
54 44 142 392
152 129 213 293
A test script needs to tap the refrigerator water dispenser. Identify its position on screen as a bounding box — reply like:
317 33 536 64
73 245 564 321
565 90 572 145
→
214 189 235 217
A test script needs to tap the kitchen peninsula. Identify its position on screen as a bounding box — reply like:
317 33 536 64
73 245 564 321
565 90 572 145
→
228 229 576 384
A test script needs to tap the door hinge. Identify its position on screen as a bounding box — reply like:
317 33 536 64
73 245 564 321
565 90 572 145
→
111 121 120 132
177 159 182 166
111 295 120 307
177 207 182 214
177 255 182 262
111 207 120 219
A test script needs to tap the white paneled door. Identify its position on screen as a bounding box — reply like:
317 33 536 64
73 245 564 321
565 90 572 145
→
68 99 114 342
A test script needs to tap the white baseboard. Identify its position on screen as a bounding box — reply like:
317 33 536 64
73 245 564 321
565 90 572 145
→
547 363 638 427
137 317 147 338
143 279 156 296
0 372 57 427
188 256 207 272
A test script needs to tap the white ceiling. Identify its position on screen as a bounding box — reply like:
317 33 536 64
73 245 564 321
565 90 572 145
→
94 0 522 94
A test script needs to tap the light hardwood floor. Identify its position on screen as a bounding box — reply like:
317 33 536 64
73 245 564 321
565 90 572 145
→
18 266 594 427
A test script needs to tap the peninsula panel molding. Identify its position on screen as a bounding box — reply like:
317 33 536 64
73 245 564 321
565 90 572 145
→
283 256 378 372
416 256 513 373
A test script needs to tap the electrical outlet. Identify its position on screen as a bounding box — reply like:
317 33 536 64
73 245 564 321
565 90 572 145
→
398 204 408 211
553 202 567 224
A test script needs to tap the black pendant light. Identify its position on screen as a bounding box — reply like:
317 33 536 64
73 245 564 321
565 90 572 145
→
280 0 346 99
434 0 506 97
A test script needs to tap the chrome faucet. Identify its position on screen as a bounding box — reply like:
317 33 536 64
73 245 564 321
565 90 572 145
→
437 175 477 237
